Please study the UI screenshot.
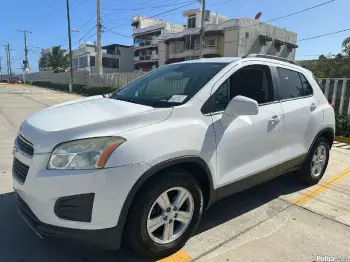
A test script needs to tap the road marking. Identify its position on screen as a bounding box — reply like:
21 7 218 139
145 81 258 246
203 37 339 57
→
292 168 350 206
157 250 191 262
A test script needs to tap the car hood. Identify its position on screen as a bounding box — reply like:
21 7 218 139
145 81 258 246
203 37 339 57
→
19 95 173 153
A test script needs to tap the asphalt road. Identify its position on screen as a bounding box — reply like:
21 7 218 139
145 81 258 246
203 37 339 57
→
0 85 350 262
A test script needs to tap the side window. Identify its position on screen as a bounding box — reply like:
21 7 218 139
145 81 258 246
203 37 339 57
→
214 80 229 112
201 65 274 114
229 65 274 104
299 73 313 96
277 67 309 100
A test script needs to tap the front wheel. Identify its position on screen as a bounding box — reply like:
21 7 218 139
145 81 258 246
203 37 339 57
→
124 170 203 258
299 137 330 185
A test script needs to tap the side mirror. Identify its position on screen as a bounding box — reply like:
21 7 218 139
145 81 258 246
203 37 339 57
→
221 96 259 127
224 95 259 117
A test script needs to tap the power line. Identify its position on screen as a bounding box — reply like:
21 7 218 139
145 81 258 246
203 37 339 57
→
102 0 195 11
104 28 133 38
78 14 96 31
224 0 336 44
72 25 97 47
298 28 350 42
109 1 198 30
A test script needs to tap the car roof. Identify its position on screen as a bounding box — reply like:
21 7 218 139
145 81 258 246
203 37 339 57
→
178 57 241 64
176 56 311 75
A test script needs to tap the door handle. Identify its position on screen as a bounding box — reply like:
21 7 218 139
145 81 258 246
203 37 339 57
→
269 115 281 124
310 103 317 111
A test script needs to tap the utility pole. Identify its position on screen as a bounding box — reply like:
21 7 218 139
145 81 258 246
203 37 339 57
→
4 44 12 79
0 57 3 82
17 29 32 83
199 0 206 58
66 0 74 92
96 0 103 75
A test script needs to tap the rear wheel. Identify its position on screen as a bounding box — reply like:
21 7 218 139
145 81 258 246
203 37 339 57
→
124 170 203 258
299 137 330 185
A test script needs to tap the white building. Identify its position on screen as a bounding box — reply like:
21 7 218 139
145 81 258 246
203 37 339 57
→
39 48 53 71
72 42 134 73
158 9 298 66
132 15 185 71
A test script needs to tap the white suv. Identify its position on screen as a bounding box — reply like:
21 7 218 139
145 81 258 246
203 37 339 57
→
13 55 335 258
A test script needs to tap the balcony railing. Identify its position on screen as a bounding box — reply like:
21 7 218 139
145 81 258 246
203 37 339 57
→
134 39 157 49
134 54 158 62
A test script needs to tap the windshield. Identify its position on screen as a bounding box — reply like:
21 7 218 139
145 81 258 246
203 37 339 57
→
110 62 228 107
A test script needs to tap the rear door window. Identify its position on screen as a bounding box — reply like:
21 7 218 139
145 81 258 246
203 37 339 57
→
277 67 313 100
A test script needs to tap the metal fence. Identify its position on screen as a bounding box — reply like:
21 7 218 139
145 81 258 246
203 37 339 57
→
317 78 350 116
86 73 144 88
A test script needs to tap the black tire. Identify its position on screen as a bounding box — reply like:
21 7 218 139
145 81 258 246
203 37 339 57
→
299 137 330 185
124 169 204 258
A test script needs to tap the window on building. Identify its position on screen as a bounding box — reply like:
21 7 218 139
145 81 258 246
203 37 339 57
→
78 56 88 68
90 56 95 66
277 67 312 100
72 58 79 69
202 65 274 113
184 36 191 50
102 57 119 69
206 38 217 47
116 48 121 55
175 42 184 52
194 39 200 50
187 15 196 28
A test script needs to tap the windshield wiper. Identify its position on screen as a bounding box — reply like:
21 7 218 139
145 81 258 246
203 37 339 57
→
110 94 174 108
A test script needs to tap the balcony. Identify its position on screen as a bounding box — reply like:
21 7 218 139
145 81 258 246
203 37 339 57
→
134 39 157 49
169 47 219 59
134 54 159 63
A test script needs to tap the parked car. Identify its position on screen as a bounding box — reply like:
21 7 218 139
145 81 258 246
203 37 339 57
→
8 77 22 84
13 54 335 258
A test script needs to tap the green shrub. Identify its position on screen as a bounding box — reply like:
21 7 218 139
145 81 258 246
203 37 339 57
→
31 81 119 97
31 81 85 93
335 114 350 137
82 86 118 96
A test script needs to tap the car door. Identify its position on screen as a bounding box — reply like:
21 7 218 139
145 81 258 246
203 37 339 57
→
274 66 324 171
202 61 284 195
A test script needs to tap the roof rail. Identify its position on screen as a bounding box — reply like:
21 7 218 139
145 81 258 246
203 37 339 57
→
242 54 296 65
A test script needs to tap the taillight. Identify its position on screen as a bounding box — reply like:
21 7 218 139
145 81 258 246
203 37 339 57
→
330 104 335 109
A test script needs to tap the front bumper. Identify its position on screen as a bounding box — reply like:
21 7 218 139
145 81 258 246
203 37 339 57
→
16 193 121 249
13 148 150 248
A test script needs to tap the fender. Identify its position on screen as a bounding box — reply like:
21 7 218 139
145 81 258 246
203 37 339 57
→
115 156 215 243
301 127 335 167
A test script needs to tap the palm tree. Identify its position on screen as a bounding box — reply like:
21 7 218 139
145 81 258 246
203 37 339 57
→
342 37 350 56
48 46 69 73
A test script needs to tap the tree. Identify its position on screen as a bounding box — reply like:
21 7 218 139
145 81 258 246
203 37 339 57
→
48 46 69 73
305 53 350 78
342 37 350 56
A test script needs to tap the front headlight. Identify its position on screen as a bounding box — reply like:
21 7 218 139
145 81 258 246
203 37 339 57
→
48 137 126 170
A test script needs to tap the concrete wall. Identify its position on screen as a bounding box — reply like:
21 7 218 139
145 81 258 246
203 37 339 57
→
119 46 134 72
218 35 225 57
12 71 88 85
158 41 167 66
236 18 297 60
224 26 240 57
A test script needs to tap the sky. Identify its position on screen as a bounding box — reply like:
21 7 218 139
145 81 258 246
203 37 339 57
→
1 0 349 73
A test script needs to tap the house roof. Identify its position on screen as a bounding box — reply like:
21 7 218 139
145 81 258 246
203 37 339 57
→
102 44 132 49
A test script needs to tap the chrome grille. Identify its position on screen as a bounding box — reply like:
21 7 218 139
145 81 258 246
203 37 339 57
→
17 135 34 158
13 158 29 184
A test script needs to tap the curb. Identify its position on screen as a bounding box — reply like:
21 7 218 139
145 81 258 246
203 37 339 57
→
334 136 350 144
